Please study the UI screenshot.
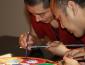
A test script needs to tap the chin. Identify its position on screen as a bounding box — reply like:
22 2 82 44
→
44 21 50 23
74 33 83 37
42 21 49 23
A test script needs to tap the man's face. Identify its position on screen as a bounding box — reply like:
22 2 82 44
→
26 3 53 23
51 1 85 37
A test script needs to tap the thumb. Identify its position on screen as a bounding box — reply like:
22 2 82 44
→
63 57 80 65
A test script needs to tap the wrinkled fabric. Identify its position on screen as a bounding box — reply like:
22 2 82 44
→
31 15 82 44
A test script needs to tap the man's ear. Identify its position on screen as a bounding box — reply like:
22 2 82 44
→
66 1 78 17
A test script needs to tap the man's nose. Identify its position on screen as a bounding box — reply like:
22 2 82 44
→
35 15 43 22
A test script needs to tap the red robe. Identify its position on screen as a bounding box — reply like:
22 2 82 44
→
30 15 85 45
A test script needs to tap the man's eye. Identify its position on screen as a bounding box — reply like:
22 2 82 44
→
41 14 44 16
40 13 45 17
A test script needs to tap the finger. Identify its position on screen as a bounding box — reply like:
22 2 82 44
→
72 49 82 57
73 48 85 58
27 45 32 51
63 57 80 65
26 34 35 45
20 40 27 49
80 62 85 65
19 33 27 48
65 49 81 58
73 52 85 60
47 41 61 47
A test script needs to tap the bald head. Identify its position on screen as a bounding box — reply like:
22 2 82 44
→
56 0 85 8
24 0 50 9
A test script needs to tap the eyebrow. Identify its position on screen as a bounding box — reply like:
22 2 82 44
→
33 10 48 15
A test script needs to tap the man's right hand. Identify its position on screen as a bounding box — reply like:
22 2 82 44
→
64 48 85 60
46 41 70 56
63 56 80 65
19 33 35 50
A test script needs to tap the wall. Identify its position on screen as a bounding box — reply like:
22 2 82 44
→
0 0 29 36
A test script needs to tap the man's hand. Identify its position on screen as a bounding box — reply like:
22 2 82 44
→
46 41 69 56
19 33 35 50
63 56 80 65
64 48 85 60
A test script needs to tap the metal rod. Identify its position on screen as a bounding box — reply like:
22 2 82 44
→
28 45 50 49
25 32 30 58
66 44 85 47
27 44 84 49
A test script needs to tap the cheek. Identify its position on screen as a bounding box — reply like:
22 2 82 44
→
60 17 69 29
74 28 84 37
69 25 83 37
44 12 52 19
74 31 83 37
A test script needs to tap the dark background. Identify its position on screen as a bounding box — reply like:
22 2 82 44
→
0 36 47 58
0 36 25 56
0 36 61 61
